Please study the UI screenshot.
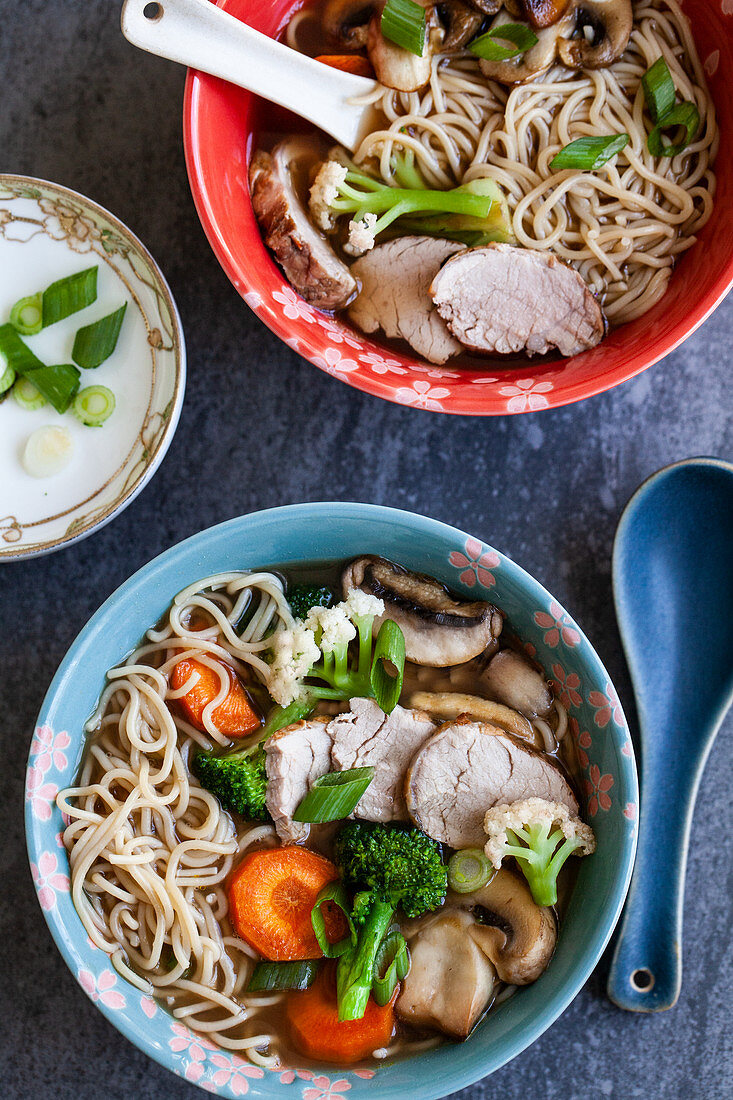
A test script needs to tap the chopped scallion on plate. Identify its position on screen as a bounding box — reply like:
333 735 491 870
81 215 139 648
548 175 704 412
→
73 384 116 427
72 302 127 369
41 266 98 328
10 294 43 336
12 376 46 411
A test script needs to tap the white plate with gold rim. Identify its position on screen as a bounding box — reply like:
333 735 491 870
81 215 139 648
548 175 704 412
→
0 175 185 560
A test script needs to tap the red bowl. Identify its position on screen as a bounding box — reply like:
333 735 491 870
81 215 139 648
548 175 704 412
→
183 0 733 415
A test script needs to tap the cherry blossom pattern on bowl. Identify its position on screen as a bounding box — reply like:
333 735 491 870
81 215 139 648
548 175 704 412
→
26 503 637 1098
183 0 733 416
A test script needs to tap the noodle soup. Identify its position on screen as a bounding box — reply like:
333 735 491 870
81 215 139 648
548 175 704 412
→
249 0 718 365
59 557 595 1070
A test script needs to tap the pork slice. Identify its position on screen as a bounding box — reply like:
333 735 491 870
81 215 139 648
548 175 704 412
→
348 237 465 364
264 717 333 844
329 697 436 822
430 243 605 357
250 138 356 311
405 716 578 848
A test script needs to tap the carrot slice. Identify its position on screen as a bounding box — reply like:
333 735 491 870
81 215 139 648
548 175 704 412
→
171 658 261 738
286 966 397 1064
228 848 348 961
315 54 375 78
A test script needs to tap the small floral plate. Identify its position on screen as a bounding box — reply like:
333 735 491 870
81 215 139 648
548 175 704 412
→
26 504 637 1098
0 176 185 559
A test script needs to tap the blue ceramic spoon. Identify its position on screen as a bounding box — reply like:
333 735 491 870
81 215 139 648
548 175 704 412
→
607 457 733 1011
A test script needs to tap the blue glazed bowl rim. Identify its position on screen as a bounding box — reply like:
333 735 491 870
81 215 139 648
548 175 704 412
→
25 502 638 1098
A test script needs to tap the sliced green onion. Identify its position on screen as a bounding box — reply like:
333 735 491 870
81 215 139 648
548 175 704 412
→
551 133 630 172
12 376 46 411
72 302 127 369
72 385 116 427
22 425 74 478
447 848 494 893
10 294 43 336
247 959 320 993
0 361 15 395
311 882 357 958
641 56 676 125
647 101 700 157
42 266 98 327
372 927 410 1005
370 619 406 714
469 23 538 63
381 0 426 57
294 767 375 823
0 324 80 412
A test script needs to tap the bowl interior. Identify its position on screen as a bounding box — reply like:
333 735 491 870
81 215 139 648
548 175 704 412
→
26 504 637 1099
183 0 733 415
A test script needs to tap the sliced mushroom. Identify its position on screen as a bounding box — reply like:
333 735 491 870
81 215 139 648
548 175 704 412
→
480 649 553 719
467 0 502 13
343 556 502 667
323 0 377 49
397 909 496 1037
367 0 442 92
518 0 572 27
451 867 557 984
437 1 484 50
250 139 357 311
408 690 538 745
557 0 632 68
477 8 576 83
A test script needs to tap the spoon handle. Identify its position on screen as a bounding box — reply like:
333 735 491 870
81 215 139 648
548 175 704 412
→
120 0 376 150
607 737 704 1011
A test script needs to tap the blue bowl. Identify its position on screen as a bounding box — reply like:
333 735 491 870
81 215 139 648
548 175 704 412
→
25 504 638 1099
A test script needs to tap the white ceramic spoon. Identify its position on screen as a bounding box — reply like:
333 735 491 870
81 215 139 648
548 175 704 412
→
120 0 379 150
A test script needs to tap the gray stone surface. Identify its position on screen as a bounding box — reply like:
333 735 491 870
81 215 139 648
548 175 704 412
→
1 3 731 1099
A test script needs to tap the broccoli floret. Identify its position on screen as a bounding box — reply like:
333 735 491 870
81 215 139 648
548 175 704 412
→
287 583 335 621
483 797 596 907
333 822 447 1021
192 743 268 820
309 157 498 256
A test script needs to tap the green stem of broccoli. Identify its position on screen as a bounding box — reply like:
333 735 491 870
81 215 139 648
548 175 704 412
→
504 824 584 907
336 898 395 1022
305 613 377 700
330 170 494 236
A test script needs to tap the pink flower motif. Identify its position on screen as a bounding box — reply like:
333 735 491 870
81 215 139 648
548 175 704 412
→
242 290 263 310
498 378 553 413
78 968 126 1010
469 376 499 385
568 716 592 768
312 346 359 379
551 664 582 709
584 764 614 816
411 364 461 379
140 995 158 1019
358 350 407 375
29 725 71 773
449 537 500 589
394 379 450 411
623 801 637 821
209 1052 265 1094
704 50 720 76
272 286 318 323
280 1071 297 1085
523 640 537 659
320 317 363 350
588 683 625 728
169 1022 219 1083
352 1070 376 1080
534 602 580 648
622 741 632 757
302 1075 352 1100
30 850 69 910
722 0 733 17
26 765 58 822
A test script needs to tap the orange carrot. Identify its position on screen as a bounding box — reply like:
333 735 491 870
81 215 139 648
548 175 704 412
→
171 658 261 738
286 966 397 1064
228 848 348 961
315 54 375 78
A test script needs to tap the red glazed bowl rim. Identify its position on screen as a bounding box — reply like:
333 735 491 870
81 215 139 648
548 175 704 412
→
182 0 733 416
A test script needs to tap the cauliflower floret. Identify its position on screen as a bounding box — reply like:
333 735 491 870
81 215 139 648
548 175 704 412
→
309 160 349 231
344 212 378 256
267 623 320 706
483 797 596 907
340 587 384 622
304 603 356 653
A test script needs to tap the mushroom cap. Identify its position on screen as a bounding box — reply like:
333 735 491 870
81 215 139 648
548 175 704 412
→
437 1 485 50
407 689 539 746
480 649 554 719
557 0 633 69
323 0 378 49
518 0 573 28
343 555 502 667
366 0 441 92
477 8 577 84
449 866 557 984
